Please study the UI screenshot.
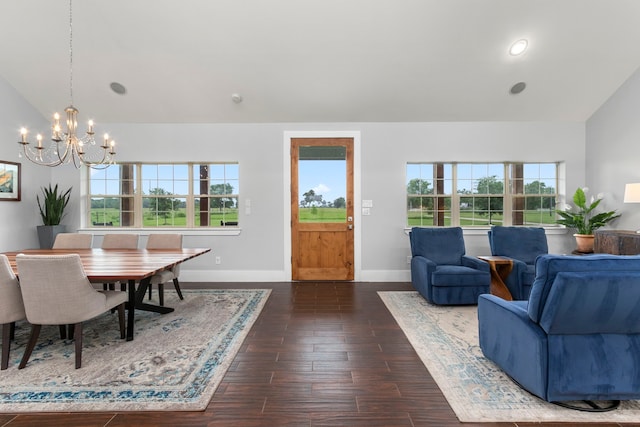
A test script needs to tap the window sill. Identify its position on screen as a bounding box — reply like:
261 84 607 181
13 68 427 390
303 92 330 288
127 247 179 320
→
78 227 242 236
403 226 569 236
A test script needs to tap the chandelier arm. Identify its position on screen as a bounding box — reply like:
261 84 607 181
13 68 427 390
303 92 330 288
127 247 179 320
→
18 143 64 168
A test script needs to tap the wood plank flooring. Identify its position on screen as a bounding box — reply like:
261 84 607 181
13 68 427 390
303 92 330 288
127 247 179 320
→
0 282 629 426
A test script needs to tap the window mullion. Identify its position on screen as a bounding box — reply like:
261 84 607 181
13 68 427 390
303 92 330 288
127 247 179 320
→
503 163 513 226
135 164 143 228
451 164 460 225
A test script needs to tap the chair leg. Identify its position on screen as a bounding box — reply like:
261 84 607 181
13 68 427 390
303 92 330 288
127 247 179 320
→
117 303 125 339
173 278 184 300
9 322 16 340
68 324 75 340
59 325 67 339
74 323 83 369
2 323 11 370
102 283 108 291
158 283 164 306
19 324 42 369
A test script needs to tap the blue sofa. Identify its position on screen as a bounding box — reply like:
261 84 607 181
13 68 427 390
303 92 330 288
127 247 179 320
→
410 227 490 305
487 226 548 300
478 254 640 405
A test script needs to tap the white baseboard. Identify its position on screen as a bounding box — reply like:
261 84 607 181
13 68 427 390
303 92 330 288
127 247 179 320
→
180 269 412 283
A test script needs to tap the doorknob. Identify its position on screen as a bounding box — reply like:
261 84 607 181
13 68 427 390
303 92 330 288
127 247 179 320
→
348 224 353 230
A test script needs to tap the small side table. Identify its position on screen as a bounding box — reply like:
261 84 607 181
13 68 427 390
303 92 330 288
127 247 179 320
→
477 256 514 301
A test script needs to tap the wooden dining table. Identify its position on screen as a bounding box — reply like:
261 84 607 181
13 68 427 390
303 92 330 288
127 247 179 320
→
2 247 211 341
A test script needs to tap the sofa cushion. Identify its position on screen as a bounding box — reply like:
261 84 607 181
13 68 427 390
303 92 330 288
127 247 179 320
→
410 227 464 265
529 254 640 323
489 226 547 265
432 265 490 287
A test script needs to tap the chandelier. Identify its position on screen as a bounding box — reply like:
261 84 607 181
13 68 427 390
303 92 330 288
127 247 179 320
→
17 0 116 169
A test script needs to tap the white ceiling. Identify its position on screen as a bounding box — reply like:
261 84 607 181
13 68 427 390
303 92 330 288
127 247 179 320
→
1 0 640 124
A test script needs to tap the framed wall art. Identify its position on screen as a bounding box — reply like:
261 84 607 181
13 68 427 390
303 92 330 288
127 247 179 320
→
0 160 21 201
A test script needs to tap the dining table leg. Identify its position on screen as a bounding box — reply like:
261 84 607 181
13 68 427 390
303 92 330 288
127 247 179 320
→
134 277 174 315
126 279 136 341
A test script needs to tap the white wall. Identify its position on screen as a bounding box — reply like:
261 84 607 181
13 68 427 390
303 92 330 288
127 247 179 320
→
0 76 51 252
0 73 592 280
587 67 640 231
47 120 584 281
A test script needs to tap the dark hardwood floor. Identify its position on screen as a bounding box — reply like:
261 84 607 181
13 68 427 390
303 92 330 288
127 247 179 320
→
0 282 630 426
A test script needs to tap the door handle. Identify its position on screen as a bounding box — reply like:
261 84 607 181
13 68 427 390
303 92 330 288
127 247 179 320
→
348 224 353 230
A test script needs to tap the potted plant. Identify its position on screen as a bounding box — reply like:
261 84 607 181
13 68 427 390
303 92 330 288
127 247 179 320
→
36 184 72 248
555 187 620 253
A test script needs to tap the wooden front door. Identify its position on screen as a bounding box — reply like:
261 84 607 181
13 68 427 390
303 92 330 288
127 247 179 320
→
291 138 354 280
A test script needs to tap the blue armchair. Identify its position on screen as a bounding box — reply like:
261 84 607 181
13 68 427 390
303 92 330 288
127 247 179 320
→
410 227 490 305
487 226 548 300
478 254 640 409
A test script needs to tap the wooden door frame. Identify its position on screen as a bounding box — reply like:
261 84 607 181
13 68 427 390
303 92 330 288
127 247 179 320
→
283 131 362 281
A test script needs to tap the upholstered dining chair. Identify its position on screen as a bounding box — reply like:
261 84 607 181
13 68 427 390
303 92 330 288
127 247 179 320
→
15 253 127 369
52 233 93 249
100 234 139 291
0 254 26 370
146 234 183 306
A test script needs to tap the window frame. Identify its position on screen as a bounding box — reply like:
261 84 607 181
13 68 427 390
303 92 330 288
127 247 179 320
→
406 161 560 228
87 162 239 229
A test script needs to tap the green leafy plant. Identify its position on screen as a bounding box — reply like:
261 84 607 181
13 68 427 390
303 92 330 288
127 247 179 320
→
555 187 620 235
37 184 72 226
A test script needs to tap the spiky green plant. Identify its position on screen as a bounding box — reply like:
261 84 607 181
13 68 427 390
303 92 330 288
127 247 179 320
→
555 187 620 235
37 184 72 225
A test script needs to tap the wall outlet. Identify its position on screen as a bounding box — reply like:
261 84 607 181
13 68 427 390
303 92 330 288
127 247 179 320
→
407 255 412 264
215 256 221 265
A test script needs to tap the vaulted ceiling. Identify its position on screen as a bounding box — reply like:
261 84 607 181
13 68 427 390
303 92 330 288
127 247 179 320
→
1 0 640 124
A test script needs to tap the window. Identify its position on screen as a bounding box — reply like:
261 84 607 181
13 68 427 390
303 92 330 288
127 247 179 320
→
407 162 558 227
88 162 239 228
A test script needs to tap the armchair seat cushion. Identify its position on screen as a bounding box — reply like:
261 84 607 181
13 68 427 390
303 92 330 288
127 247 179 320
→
432 265 490 287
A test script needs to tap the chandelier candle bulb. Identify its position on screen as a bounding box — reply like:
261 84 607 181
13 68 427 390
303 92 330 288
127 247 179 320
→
36 134 42 148
20 128 27 143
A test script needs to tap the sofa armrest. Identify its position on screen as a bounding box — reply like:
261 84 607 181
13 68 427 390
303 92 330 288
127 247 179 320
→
462 255 490 272
410 256 436 299
410 256 435 281
478 294 549 400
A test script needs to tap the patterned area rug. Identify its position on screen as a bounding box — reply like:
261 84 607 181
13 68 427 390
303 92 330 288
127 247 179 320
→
0 289 270 413
379 291 640 423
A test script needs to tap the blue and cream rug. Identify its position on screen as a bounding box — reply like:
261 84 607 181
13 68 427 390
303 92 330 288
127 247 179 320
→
0 289 270 413
379 291 640 423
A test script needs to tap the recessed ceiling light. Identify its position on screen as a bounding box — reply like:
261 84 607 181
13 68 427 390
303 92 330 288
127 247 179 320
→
231 93 243 103
509 39 528 56
110 82 127 95
510 82 527 95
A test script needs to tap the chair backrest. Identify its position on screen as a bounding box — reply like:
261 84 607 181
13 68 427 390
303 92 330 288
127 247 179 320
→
146 234 183 250
52 233 93 249
146 234 183 276
101 233 139 249
410 227 465 265
528 254 640 333
488 226 548 265
0 254 25 324
15 254 107 325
